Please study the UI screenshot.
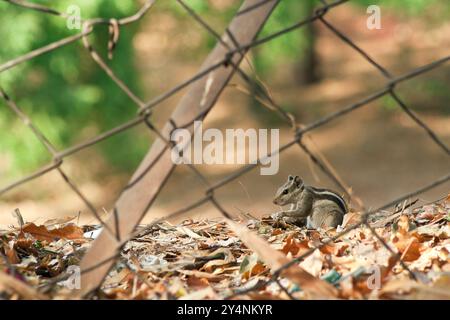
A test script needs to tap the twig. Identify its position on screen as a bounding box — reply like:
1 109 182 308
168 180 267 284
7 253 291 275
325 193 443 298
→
371 199 419 228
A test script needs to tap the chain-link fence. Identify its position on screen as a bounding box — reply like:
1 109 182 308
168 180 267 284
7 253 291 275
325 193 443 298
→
0 0 449 298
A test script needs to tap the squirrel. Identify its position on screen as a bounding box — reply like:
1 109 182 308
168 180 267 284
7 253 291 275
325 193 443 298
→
271 175 347 229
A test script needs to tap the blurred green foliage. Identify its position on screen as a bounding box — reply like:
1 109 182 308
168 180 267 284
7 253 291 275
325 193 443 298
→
253 0 313 77
0 0 145 177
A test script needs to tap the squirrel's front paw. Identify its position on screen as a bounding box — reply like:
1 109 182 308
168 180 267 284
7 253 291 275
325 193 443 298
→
270 212 290 229
270 212 285 220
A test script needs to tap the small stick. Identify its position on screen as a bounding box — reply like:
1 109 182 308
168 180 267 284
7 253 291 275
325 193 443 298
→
370 199 419 228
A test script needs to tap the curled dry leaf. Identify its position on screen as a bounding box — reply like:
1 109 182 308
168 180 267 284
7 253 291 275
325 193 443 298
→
391 215 422 262
271 229 283 236
240 253 267 280
21 223 84 242
186 276 210 288
281 234 309 257
200 248 235 272
333 242 350 257
5 241 20 264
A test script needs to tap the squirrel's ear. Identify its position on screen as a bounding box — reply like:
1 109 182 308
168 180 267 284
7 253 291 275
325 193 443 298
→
294 176 302 187
288 175 294 181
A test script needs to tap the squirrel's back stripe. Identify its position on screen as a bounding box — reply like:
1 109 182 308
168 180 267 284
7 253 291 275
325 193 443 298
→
310 187 347 213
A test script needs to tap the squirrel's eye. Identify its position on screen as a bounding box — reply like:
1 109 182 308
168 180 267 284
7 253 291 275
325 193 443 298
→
282 190 288 195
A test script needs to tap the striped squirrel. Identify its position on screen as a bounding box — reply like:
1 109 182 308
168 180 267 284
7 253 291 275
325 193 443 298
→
271 175 347 229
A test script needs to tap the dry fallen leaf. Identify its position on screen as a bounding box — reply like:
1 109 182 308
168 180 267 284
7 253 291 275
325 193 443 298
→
299 249 323 277
281 234 310 257
391 215 422 262
5 241 20 264
186 276 210 288
200 248 235 272
240 253 267 280
21 223 84 242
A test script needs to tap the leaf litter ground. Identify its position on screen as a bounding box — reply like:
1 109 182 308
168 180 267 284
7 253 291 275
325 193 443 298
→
0 196 449 300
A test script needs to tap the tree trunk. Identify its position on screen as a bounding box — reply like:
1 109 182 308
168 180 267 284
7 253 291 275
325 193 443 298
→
296 0 320 84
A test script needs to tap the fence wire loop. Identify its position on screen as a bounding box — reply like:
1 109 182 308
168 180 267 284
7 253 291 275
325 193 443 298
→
107 18 120 60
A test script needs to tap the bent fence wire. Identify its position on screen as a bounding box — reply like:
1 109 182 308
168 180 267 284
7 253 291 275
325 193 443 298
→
0 0 449 298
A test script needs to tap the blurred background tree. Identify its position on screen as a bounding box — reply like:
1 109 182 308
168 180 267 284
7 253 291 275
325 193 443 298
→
251 0 450 123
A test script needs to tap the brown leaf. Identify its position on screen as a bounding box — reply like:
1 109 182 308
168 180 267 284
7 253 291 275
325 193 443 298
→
250 262 266 276
22 223 84 242
334 242 350 257
14 238 34 254
397 215 410 235
186 276 210 288
318 243 335 255
271 229 283 236
225 218 338 299
281 234 309 256
240 253 267 280
396 237 421 262
392 215 422 262
5 243 20 264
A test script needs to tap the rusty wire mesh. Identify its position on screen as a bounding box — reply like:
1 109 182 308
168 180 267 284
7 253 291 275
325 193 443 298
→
0 0 449 298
